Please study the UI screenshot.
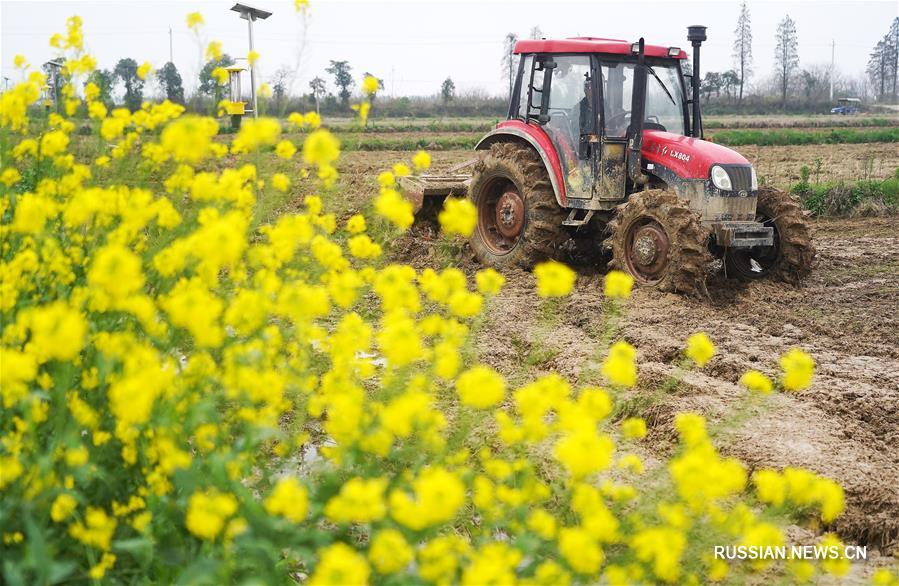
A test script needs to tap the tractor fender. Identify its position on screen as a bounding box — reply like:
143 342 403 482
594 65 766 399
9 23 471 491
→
475 121 567 207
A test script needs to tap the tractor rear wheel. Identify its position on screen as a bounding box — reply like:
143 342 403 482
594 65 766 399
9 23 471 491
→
725 187 816 283
468 142 566 269
604 189 713 296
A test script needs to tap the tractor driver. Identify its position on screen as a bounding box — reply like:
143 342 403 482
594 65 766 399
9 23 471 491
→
568 75 595 139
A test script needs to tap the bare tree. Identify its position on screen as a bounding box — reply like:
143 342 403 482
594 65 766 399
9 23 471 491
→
732 0 753 103
799 65 830 102
501 33 519 101
873 17 899 102
529 26 543 40
774 15 799 106
270 67 291 112
890 18 899 101
867 37 893 102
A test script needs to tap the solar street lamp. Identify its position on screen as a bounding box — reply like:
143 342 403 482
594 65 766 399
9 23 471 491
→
230 3 272 119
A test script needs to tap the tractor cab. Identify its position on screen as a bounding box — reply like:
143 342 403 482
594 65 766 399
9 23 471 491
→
513 38 690 207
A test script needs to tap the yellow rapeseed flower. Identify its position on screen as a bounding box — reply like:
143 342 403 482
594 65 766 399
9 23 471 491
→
621 417 647 440
374 188 414 230
604 269 634 299
346 214 366 234
412 150 431 171
264 477 308 522
533 261 576 298
602 341 637 387
740 370 773 394
1 168 22 187
185 489 238 541
309 543 371 586
186 12 204 31
475 268 505 296
206 41 223 61
686 332 716 367
271 173 291 192
211 67 229 86
368 528 413 574
302 129 340 166
137 62 153 81
275 140 296 160
780 348 815 391
362 75 380 95
438 197 477 237
456 365 505 409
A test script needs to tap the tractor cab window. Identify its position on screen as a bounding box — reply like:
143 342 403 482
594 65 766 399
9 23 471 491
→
543 55 594 198
517 55 534 118
645 62 686 135
600 61 635 138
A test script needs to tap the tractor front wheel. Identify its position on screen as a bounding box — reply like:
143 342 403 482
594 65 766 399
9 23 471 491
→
724 187 816 283
605 189 713 296
468 142 566 269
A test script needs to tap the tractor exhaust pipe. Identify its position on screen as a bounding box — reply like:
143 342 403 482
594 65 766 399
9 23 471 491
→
687 25 706 138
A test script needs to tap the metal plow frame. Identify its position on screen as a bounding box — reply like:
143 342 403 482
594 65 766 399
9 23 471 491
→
400 159 477 219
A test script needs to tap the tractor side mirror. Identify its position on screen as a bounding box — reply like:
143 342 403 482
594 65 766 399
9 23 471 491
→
684 74 694 101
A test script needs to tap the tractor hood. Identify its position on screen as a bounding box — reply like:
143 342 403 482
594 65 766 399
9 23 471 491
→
640 130 750 181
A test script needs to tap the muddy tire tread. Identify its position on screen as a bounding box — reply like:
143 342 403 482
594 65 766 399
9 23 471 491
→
604 189 713 296
468 142 566 269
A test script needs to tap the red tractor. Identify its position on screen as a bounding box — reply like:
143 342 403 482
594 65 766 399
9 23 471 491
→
405 27 815 295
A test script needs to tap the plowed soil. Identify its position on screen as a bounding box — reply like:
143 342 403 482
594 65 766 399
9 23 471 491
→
314 148 898 556
394 215 899 556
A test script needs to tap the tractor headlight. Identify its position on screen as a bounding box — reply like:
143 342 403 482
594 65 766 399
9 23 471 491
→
710 165 733 190
750 166 758 190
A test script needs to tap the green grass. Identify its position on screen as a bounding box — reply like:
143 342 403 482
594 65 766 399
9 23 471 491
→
323 120 497 134
793 168 899 216
704 116 897 129
712 127 899 146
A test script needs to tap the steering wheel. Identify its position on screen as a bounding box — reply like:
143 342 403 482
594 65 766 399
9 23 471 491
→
606 110 630 134
547 108 573 127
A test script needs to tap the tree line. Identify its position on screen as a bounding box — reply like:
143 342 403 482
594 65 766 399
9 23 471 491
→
699 6 898 109
497 4 898 112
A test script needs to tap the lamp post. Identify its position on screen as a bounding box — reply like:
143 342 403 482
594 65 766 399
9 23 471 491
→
230 3 272 119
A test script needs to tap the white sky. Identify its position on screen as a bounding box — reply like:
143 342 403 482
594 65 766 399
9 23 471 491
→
1 0 896 97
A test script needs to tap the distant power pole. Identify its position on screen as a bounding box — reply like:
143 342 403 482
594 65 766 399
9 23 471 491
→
829 40 835 101
169 27 174 64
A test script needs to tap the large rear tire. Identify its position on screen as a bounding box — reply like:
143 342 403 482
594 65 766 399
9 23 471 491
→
725 187 816 283
468 142 566 269
604 189 713 296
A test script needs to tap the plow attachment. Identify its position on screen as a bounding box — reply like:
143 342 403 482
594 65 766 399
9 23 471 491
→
400 159 476 223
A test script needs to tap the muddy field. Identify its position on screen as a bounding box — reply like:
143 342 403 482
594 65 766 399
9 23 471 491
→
395 214 899 562
312 143 898 213
306 144 899 562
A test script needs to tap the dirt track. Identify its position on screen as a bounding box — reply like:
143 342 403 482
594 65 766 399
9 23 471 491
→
395 215 899 554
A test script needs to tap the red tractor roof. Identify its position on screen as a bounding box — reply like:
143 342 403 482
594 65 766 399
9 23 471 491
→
514 37 687 59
